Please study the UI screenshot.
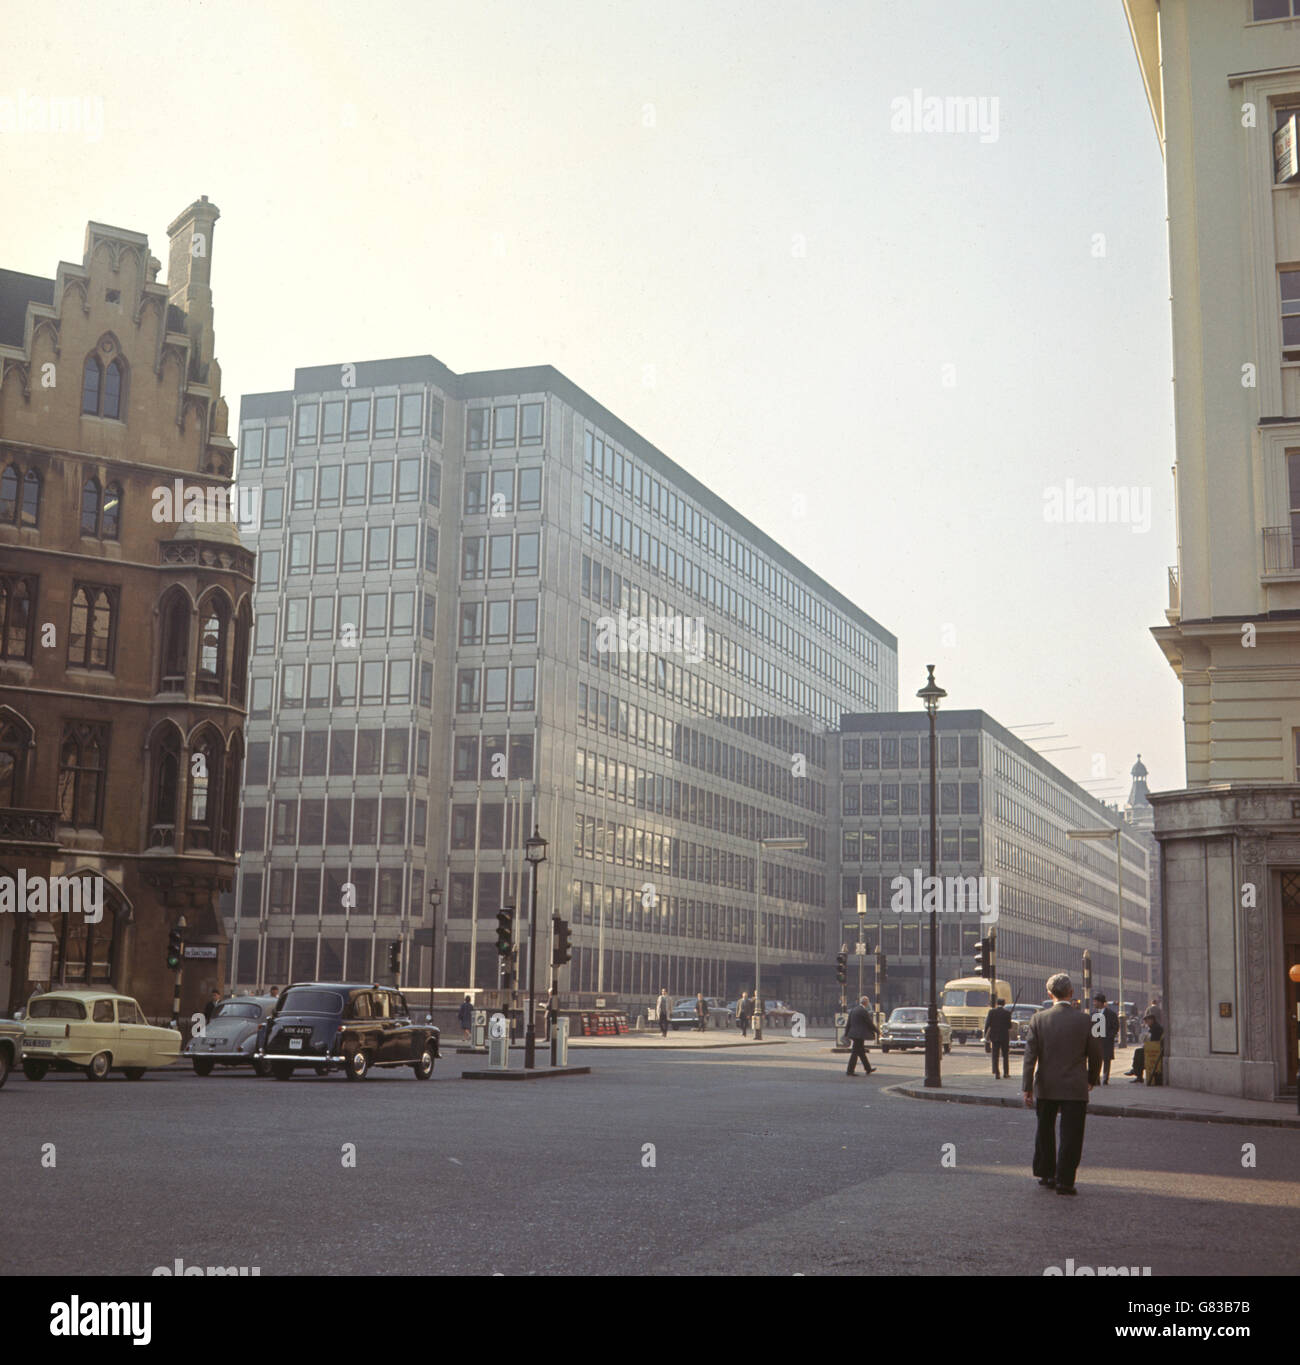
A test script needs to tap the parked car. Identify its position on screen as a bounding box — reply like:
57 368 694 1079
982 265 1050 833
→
1008 1002 1044 1052
20 990 181 1080
185 995 278 1076
256 983 439 1080
0 1015 23 1088
761 1000 798 1027
879 1007 952 1053
669 997 734 1030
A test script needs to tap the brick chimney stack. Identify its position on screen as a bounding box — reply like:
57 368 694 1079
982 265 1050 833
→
165 195 220 380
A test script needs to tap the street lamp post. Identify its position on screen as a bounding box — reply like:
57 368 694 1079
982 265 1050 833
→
918 664 946 1089
523 826 548 1069
427 879 442 1024
1067 826 1126 1045
753 835 806 1041
856 902 867 1004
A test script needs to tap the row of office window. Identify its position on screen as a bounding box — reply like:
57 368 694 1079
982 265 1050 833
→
257 590 435 650
582 508 873 712
256 525 436 586
843 827 981 864
247 726 430 783
465 402 545 450
238 867 425 921
250 458 440 522
457 598 538 645
462 467 542 514
242 794 429 852
842 781 980 817
576 743 821 852
450 732 536 782
460 532 540 579
271 656 433 710
448 800 533 850
842 733 980 771
454 665 537 713
293 392 443 447
989 742 1100 830
675 719 826 816
583 426 874 664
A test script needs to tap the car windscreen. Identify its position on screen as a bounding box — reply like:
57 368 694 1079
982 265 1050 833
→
278 988 343 1015
29 998 87 1019
890 1010 928 1023
941 989 987 1008
215 1002 262 1019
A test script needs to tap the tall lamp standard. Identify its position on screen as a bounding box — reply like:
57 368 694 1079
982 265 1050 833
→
918 664 947 1088
753 835 806 1041
427 879 442 1023
523 826 548 1069
1067 826 1125 1044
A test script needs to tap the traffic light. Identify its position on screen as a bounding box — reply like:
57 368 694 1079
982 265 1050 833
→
835 953 847 984
387 942 400 974
166 924 183 970
495 906 514 956
552 915 572 967
973 938 991 979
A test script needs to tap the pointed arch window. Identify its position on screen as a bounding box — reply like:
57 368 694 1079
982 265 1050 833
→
81 356 103 414
0 465 17 522
68 584 117 670
149 728 182 848
81 478 101 536
0 575 35 661
100 482 121 539
231 601 251 706
159 590 190 693
187 729 223 850
220 736 244 857
196 597 229 697
102 360 123 419
0 714 33 806
20 469 40 527
57 721 109 829
51 882 117 984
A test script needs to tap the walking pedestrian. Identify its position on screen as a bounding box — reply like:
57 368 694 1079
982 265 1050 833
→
984 996 1012 1078
845 995 876 1076
457 994 473 1042
1091 993 1119 1084
1022 972 1102 1197
737 990 754 1036
655 987 672 1037
695 992 708 1032
203 989 222 1022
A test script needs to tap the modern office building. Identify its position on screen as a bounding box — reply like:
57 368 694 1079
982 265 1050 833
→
1124 754 1162 999
1126 0 1300 1098
832 710 1151 1017
233 356 897 1007
0 197 249 1020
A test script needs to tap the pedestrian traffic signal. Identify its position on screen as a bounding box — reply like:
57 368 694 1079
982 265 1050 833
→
552 915 572 966
973 938 991 978
835 953 847 984
495 906 514 956
387 942 400 974
166 925 184 970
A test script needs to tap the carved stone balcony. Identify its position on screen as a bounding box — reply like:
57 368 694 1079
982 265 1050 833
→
0 808 61 855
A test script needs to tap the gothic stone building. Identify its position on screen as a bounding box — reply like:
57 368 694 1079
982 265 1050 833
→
0 197 251 1022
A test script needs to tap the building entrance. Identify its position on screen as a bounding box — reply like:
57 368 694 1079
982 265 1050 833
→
1282 872 1300 1090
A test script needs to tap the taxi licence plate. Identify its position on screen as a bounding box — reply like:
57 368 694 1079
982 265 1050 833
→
289 1037 303 1050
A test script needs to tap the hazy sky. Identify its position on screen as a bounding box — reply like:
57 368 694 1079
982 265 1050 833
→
2 0 1181 805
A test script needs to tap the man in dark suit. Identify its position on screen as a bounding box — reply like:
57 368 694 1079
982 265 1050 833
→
984 997 1012 1078
1091 993 1119 1084
1022 973 1102 1196
845 995 876 1076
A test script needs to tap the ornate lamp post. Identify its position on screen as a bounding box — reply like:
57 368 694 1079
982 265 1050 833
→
523 826 548 1069
427 879 441 1024
918 664 946 1088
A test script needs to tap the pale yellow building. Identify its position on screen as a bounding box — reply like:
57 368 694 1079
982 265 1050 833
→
1126 0 1300 1099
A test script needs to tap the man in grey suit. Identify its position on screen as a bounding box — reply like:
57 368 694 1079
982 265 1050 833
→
1022 972 1102 1196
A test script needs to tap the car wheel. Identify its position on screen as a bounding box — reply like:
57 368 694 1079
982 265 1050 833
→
271 1062 295 1080
880 1045 890 1054
22 1059 48 1081
343 1049 370 1081
252 1058 270 1077
85 1052 111 1081
0 1049 9 1088
123 1067 146 1081
412 1047 435 1080
192 1058 215 1077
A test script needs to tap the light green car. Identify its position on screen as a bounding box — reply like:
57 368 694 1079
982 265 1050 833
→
21 990 182 1081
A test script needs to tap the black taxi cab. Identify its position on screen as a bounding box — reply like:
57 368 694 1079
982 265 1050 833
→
256 982 439 1081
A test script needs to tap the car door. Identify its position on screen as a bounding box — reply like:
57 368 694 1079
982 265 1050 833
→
88 997 121 1063
115 997 159 1066
376 991 408 1064
344 990 379 1059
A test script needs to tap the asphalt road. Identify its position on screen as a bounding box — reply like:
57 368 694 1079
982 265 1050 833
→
3 1042 1295 1278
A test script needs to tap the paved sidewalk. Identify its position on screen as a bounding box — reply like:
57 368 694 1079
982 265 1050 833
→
568 1029 793 1050
894 1070 1300 1128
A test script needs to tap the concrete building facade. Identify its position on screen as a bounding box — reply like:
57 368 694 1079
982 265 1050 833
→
0 198 250 1021
1126 0 1300 1097
233 356 897 1010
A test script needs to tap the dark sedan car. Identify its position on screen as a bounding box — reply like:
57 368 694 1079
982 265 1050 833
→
185 995 278 1076
257 983 439 1081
